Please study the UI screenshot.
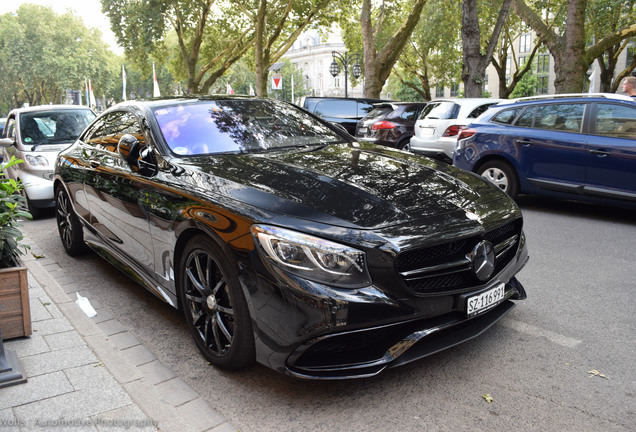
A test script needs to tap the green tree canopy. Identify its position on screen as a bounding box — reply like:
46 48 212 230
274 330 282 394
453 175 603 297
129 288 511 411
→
0 4 117 114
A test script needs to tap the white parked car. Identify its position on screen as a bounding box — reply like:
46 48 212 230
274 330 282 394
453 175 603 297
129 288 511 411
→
410 98 501 162
0 105 95 217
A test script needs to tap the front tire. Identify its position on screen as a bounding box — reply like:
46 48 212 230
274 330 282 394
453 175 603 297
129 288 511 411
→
55 186 86 256
178 235 255 370
477 160 519 200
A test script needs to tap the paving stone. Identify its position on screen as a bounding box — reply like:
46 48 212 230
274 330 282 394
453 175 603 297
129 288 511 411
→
208 422 240 432
44 330 86 351
0 408 19 432
63 282 81 294
92 404 158 432
29 298 53 322
154 378 199 407
12 385 132 424
137 360 177 385
0 371 73 410
58 303 101 338
119 345 156 367
96 319 127 336
31 316 74 336
20 346 98 377
4 335 50 357
90 309 114 324
176 398 226 431
64 364 119 391
108 332 141 350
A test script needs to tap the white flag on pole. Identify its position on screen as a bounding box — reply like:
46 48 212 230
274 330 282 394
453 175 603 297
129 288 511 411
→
153 63 161 97
249 84 255 96
122 65 127 101
88 79 96 109
588 69 598 94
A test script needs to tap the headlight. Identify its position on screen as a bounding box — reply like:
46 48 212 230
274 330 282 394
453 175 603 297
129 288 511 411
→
251 225 371 288
25 155 49 167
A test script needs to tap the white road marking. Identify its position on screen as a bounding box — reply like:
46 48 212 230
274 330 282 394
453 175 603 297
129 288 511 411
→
501 319 582 348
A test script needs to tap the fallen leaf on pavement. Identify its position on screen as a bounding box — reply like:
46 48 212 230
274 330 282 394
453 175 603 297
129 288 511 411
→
31 252 45 259
587 370 609 379
482 394 494 403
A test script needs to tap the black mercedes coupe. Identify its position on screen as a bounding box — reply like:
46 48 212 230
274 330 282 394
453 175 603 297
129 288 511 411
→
54 96 528 379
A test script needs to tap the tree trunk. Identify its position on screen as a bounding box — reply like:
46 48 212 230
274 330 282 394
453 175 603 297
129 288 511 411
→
254 0 267 96
361 0 428 98
462 0 511 98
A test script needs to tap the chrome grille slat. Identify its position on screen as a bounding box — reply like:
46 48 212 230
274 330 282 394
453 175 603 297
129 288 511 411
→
396 219 522 295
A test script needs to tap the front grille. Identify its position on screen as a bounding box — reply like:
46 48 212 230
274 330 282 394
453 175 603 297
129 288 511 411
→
397 219 522 295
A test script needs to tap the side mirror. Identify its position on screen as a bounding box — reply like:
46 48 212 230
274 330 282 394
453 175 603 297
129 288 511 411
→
0 138 15 148
117 134 140 166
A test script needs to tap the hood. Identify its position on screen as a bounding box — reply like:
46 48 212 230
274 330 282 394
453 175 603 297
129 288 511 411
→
176 142 509 229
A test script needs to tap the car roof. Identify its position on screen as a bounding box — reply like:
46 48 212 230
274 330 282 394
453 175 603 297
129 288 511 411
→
8 105 94 115
507 93 635 104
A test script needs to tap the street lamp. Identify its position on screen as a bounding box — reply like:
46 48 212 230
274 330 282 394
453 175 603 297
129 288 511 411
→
329 51 362 98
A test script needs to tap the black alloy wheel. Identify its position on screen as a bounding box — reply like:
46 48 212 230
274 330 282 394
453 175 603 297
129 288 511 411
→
55 186 86 256
179 236 255 370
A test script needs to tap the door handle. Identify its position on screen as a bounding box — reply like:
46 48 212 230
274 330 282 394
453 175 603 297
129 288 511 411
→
515 139 533 147
589 149 610 157
89 160 101 168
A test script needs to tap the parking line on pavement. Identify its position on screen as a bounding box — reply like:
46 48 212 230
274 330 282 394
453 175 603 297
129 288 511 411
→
502 319 582 348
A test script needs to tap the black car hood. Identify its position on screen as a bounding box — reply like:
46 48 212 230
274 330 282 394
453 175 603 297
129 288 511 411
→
176 142 509 229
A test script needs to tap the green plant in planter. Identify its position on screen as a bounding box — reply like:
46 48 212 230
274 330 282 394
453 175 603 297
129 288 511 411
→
0 156 32 268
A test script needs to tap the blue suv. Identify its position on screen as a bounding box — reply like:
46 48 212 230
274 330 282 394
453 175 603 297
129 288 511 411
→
454 94 636 207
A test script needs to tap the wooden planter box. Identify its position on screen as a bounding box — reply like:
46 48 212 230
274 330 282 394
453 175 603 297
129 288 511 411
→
0 261 31 340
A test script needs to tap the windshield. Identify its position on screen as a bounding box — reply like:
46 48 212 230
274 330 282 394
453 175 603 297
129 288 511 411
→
19 109 95 145
153 99 345 156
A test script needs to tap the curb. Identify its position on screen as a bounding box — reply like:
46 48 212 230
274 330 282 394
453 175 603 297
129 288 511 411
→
22 236 238 432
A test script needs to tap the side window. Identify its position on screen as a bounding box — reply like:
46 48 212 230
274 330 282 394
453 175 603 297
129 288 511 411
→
491 108 521 125
357 102 375 117
84 111 144 152
418 103 436 120
595 103 636 139
401 106 420 120
314 100 357 118
534 103 583 133
467 103 497 119
515 107 536 128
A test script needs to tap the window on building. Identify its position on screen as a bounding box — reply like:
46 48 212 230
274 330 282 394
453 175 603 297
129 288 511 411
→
627 45 635 69
519 34 532 53
537 76 549 95
518 56 528 67
450 83 459 97
436 84 444 98
537 54 549 74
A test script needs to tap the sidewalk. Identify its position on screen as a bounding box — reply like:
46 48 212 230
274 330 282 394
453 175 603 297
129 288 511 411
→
0 237 238 432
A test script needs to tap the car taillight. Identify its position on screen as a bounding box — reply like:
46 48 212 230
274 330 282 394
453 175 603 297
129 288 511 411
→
371 121 396 131
442 125 466 137
458 128 477 141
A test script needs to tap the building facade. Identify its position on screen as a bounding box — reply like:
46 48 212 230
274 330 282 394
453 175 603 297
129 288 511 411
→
283 28 365 98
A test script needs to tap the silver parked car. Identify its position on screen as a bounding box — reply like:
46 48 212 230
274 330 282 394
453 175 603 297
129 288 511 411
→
410 98 501 162
0 105 95 217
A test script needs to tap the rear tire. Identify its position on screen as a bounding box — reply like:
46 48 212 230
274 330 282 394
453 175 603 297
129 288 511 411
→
398 139 411 151
477 160 519 200
178 235 255 370
55 186 87 256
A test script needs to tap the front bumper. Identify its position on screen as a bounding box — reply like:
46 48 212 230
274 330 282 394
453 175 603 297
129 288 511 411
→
20 169 55 204
242 227 529 380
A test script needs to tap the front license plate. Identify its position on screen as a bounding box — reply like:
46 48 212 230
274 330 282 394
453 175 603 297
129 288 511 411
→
466 283 505 317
